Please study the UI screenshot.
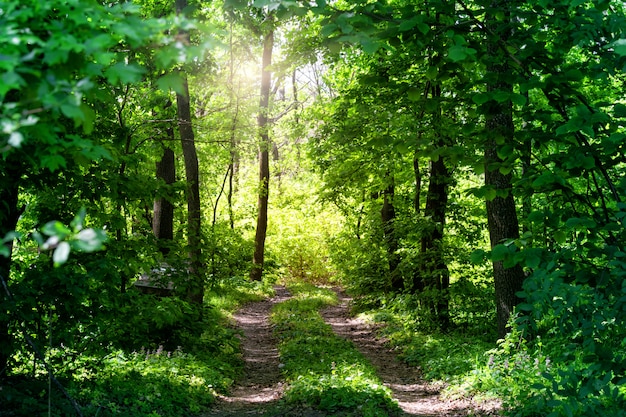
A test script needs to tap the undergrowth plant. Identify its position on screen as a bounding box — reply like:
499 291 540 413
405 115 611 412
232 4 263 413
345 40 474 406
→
271 283 401 417
1 277 272 416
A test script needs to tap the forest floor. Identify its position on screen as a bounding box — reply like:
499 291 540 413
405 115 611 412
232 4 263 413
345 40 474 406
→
200 286 502 417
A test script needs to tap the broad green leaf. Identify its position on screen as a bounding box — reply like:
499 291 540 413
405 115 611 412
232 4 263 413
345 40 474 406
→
61 103 84 121
417 22 430 35
53 241 71 267
399 18 418 32
447 45 469 62
104 63 146 85
42 221 71 238
511 93 527 107
156 73 186 96
407 87 421 101
472 92 490 105
425 66 437 80
608 38 626 56
470 249 486 264
614 103 626 118
491 244 509 261
492 90 510 103
361 38 380 54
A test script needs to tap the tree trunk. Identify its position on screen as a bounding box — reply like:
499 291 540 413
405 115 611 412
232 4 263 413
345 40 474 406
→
381 176 402 291
417 84 451 330
0 163 22 377
485 0 526 338
176 0 203 304
418 155 450 329
250 28 274 281
153 141 175 256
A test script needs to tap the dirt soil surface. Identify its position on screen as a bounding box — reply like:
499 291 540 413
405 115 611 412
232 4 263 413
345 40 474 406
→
320 288 502 417
201 286 502 417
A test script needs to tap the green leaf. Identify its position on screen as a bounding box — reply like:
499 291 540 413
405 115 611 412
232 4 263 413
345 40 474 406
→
491 244 509 261
399 18 418 32
417 22 430 35
156 73 186 96
42 221 72 238
608 39 626 56
472 92 490 105
105 63 146 85
492 90 510 103
511 93 527 107
447 45 469 62
407 87 421 101
72 228 107 252
61 103 84 121
425 66 437 80
614 103 626 118
53 241 71 267
361 38 380 54
470 249 486 264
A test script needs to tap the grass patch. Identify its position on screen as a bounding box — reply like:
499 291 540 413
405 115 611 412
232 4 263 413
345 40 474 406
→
271 283 401 417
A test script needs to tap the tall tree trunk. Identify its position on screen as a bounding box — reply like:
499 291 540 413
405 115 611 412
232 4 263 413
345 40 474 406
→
416 84 451 330
250 28 274 281
413 152 421 214
0 162 21 377
153 140 175 256
418 155 451 329
381 176 402 291
176 0 203 304
485 0 526 338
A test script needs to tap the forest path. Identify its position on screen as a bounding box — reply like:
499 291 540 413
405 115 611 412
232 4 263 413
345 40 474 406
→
201 285 500 417
201 286 292 417
321 287 502 417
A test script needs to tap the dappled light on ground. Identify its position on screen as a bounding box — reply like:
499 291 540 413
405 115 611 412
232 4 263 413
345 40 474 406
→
321 288 502 417
202 287 291 416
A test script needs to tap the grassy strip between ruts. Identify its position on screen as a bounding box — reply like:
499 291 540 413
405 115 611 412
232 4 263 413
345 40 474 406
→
270 283 402 417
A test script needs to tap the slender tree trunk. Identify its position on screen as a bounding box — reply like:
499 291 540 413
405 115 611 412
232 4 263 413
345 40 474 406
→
153 141 175 256
381 176 402 291
485 0 526 338
176 0 203 304
0 163 21 377
250 28 274 281
227 21 238 230
417 84 451 330
413 152 421 214
418 155 451 329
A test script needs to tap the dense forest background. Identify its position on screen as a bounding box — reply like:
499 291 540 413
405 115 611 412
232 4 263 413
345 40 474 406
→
2 0 626 416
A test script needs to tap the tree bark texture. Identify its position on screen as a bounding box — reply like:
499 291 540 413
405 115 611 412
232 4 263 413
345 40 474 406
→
177 76 203 304
381 176 402 291
485 0 526 338
418 155 451 329
250 28 274 281
153 143 175 255
176 0 203 304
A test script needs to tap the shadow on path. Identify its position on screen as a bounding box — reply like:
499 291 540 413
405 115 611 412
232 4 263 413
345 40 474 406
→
201 286 291 417
321 288 502 417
